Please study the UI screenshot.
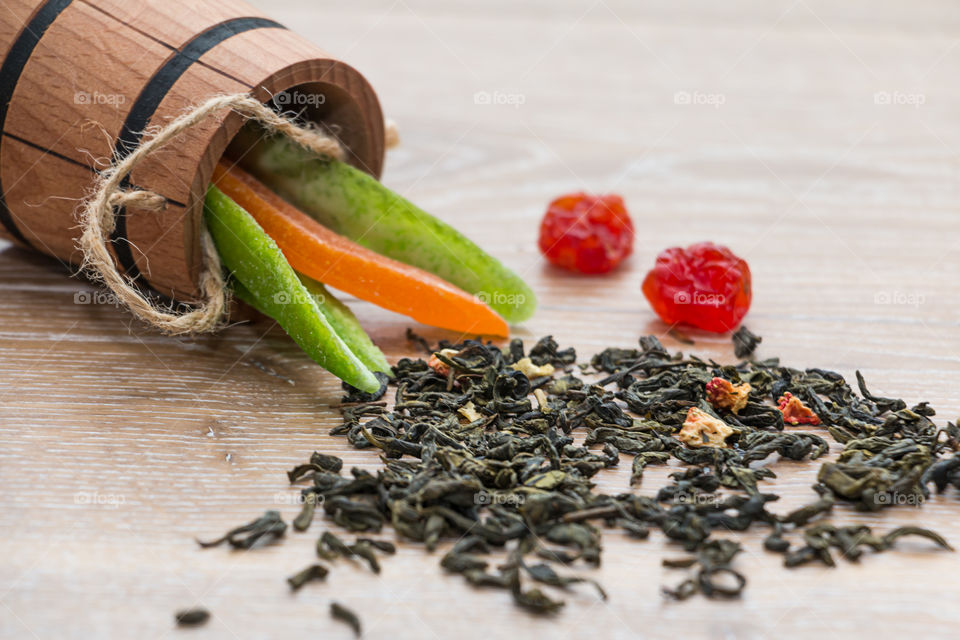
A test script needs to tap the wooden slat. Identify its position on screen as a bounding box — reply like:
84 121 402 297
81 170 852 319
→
0 0 384 299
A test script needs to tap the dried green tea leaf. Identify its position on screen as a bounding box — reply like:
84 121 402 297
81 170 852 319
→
196 511 286 550
287 564 329 591
732 326 762 359
882 526 954 551
331 602 362 637
293 492 318 532
174 608 209 627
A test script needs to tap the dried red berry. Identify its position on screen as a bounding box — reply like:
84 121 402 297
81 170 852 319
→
777 392 821 425
538 193 634 274
641 242 751 333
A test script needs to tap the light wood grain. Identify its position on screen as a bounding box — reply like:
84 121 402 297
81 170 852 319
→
2 1 960 639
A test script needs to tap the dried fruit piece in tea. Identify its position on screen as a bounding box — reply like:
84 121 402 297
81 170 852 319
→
777 392 821 425
705 377 751 414
678 408 735 448
512 357 556 378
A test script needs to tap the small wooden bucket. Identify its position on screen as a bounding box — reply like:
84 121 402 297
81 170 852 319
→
0 0 385 301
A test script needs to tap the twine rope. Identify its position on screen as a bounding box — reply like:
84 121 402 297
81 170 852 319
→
78 93 395 335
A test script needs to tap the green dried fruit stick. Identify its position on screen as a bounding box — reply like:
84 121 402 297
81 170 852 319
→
232 277 390 377
231 128 537 323
204 186 381 393
296 274 391 375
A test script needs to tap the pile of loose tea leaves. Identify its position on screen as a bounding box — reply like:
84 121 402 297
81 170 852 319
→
196 330 956 618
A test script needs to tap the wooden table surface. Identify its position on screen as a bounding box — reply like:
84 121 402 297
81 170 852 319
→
3 1 960 638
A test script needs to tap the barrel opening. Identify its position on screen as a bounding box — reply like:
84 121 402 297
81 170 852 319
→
266 81 376 175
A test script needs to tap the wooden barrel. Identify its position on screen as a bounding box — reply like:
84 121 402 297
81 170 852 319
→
0 0 385 301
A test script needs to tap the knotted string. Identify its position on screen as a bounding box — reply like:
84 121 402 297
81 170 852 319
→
78 93 396 335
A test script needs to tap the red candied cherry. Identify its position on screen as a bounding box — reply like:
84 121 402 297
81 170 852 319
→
641 242 751 333
538 193 634 274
